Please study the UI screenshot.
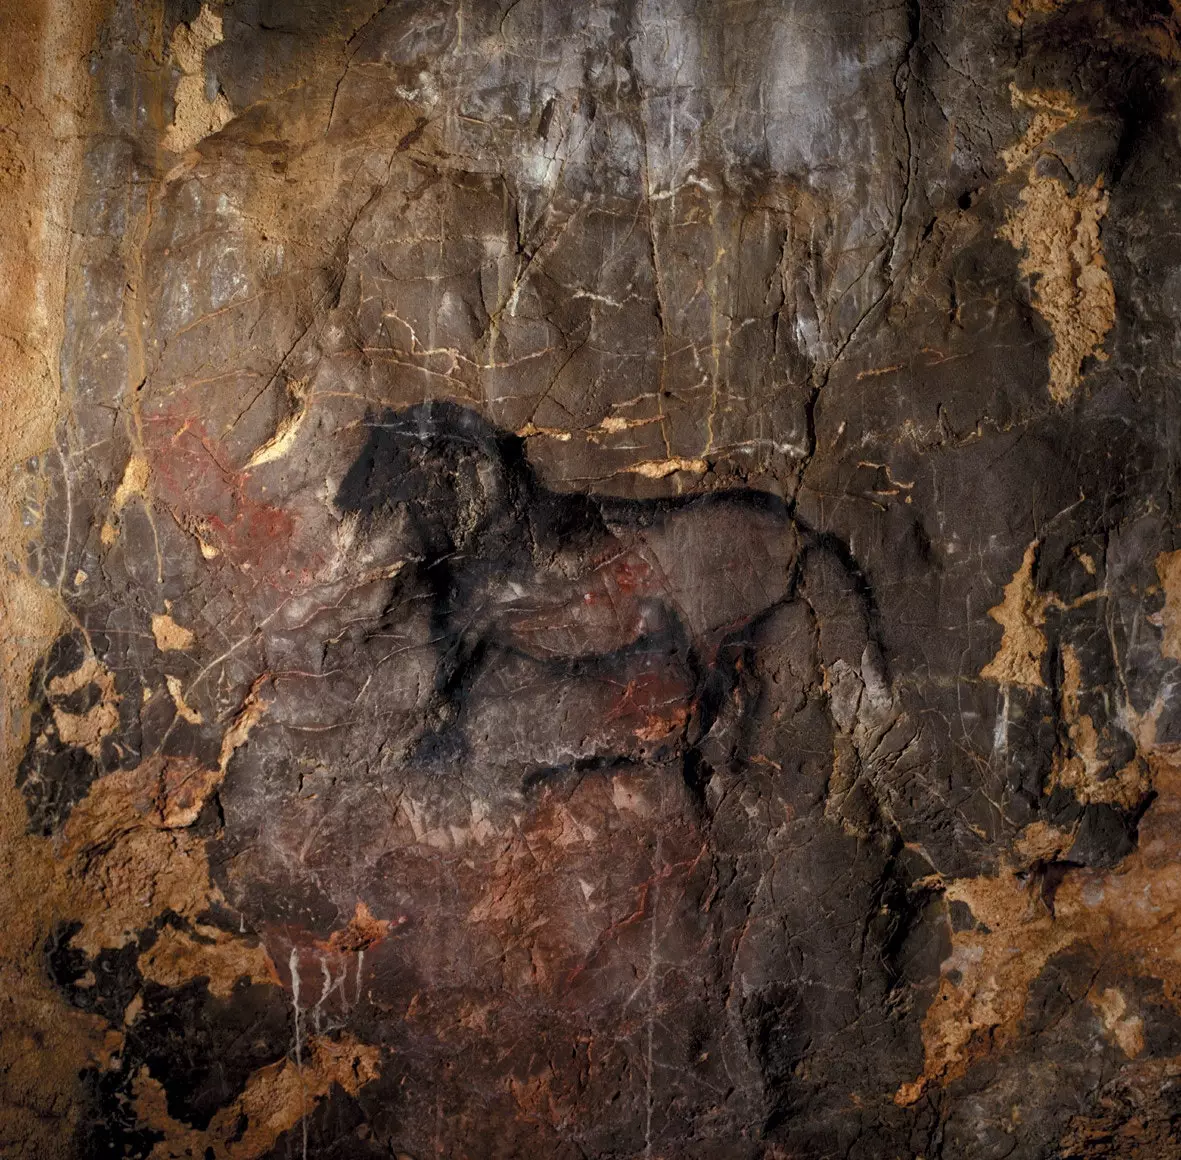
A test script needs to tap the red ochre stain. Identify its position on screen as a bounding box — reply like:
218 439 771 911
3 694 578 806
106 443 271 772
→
241 770 718 1035
606 670 691 726
206 501 296 561
609 554 653 595
142 405 319 580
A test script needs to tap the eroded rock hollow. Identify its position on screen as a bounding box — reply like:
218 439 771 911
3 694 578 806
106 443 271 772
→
3 0 1181 1156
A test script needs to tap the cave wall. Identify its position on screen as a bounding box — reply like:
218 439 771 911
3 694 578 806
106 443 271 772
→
3 1 1181 1157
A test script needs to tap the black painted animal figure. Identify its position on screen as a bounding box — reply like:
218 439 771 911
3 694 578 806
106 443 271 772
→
337 402 882 793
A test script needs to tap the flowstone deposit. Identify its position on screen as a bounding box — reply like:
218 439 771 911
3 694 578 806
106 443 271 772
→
4 0 1181 1157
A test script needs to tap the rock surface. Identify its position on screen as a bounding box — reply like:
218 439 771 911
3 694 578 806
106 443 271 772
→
3 0 1181 1156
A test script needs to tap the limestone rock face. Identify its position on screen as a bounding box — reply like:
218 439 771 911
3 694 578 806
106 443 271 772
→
4 1 1181 1156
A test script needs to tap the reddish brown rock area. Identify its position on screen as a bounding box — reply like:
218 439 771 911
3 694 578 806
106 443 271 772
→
4 1 1181 1157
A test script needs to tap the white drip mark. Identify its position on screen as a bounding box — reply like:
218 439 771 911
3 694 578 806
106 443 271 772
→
993 685 1011 758
289 948 307 1160
355 949 365 1006
289 947 302 1062
312 955 351 1031
315 959 331 1033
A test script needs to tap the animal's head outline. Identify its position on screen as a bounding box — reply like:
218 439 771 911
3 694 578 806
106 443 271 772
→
336 400 533 559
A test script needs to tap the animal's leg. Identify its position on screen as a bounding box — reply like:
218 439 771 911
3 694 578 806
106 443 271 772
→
412 627 492 764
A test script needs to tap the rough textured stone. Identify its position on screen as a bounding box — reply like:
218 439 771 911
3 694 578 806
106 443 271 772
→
3 0 1181 1156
